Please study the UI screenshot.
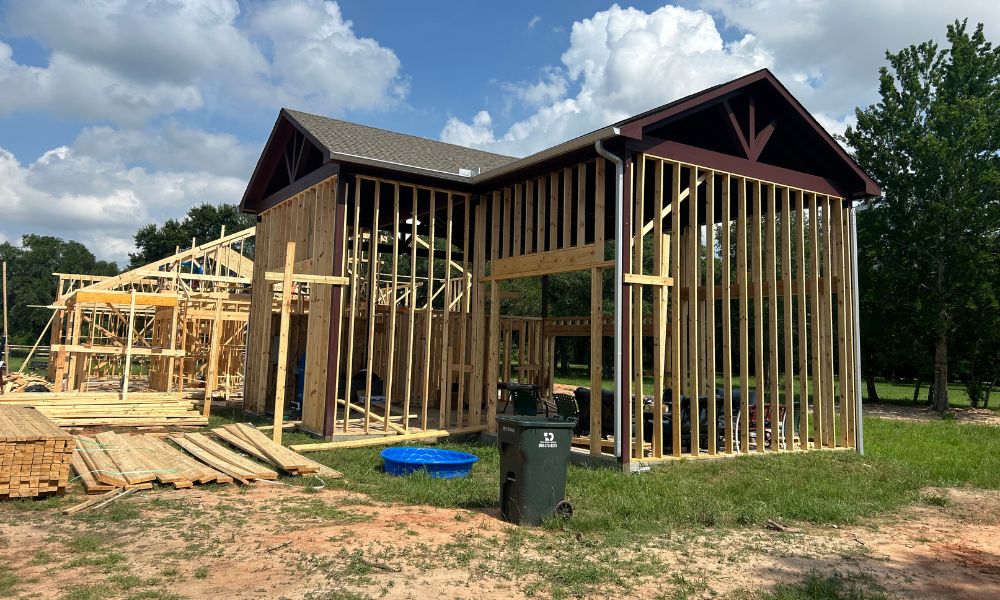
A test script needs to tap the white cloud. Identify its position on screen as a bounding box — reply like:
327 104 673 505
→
248 0 407 114
527 16 542 29
697 0 1000 121
441 2 1000 156
440 4 771 155
0 0 407 262
503 67 569 108
0 0 406 124
73 124 257 179
0 130 247 264
440 111 497 148
0 42 203 125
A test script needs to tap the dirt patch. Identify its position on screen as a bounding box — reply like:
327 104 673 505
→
2 483 999 598
864 402 1000 426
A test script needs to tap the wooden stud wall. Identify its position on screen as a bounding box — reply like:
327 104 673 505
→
327 176 486 436
628 153 858 460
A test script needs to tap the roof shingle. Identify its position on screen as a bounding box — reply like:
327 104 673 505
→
284 108 518 176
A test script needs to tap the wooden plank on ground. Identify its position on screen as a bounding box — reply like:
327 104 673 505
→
181 432 277 479
290 429 448 452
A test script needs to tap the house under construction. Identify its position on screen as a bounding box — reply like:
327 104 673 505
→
44 227 256 404
238 69 881 468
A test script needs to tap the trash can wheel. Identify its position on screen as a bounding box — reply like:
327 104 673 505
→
555 500 573 519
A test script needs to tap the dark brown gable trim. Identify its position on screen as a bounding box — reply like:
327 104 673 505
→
255 163 340 214
619 69 880 198
630 137 851 199
240 115 292 212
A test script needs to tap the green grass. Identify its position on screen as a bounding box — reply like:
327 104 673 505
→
65 532 105 553
61 583 117 600
278 498 373 523
294 416 999 539
0 565 18 598
755 571 891 600
299 442 500 510
864 418 1000 488
865 379 999 411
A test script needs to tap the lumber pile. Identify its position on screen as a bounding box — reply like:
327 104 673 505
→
170 433 278 484
70 426 341 494
0 406 74 499
0 392 207 427
1 373 52 395
213 423 341 478
72 432 242 494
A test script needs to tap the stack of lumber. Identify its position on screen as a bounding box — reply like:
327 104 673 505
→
1 373 52 395
213 423 342 478
170 433 278 484
0 406 74 499
71 432 276 494
0 392 207 427
72 432 236 494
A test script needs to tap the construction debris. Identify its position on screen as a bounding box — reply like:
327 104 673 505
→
63 487 137 515
0 406 74 499
1 373 52 395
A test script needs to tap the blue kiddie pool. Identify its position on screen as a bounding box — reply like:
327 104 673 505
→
380 447 479 479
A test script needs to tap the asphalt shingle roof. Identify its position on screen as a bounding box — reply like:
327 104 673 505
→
284 109 518 176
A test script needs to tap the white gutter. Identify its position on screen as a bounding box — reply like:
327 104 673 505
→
594 139 624 460
852 200 869 455
472 127 620 184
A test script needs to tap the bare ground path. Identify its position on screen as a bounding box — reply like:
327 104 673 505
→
3 481 999 599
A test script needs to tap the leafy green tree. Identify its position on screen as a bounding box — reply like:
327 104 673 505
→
845 20 1000 412
128 203 254 269
0 236 117 343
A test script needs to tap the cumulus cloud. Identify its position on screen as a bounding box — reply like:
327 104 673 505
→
248 0 407 114
0 42 203 125
440 4 771 156
0 131 247 263
441 2 1000 156
73 124 257 179
698 0 1000 121
0 0 406 124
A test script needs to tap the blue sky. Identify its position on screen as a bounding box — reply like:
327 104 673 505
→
0 1 997 263
0 0 684 160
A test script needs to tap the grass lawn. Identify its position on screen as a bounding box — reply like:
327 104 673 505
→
256 416 1000 538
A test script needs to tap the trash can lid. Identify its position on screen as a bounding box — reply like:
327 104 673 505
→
496 415 578 428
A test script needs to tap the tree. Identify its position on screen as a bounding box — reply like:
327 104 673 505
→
844 20 1000 412
0 236 118 343
128 203 255 269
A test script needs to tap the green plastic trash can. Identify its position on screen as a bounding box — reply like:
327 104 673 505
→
496 414 576 525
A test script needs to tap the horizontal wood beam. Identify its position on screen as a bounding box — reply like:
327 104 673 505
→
263 272 350 286
50 345 185 357
486 244 612 280
72 291 180 307
623 273 674 286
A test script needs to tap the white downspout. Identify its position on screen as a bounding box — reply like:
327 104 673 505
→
595 138 623 459
852 200 868 455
